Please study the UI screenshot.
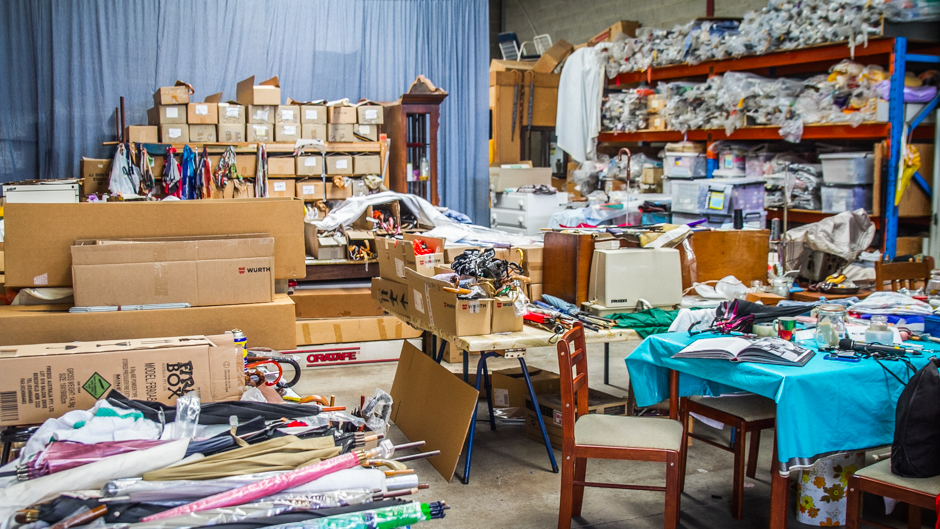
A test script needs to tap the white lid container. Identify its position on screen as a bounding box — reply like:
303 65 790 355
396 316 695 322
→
818 152 875 185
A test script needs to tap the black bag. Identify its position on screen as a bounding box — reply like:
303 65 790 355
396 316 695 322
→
891 357 940 478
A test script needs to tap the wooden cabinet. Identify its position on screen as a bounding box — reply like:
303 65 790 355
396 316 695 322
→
385 77 447 205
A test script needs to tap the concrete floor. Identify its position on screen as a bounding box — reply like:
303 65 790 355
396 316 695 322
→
295 340 921 528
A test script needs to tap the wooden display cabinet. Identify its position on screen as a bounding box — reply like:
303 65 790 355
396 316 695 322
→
385 76 448 205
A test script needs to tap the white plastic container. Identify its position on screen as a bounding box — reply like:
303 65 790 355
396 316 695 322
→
663 153 707 178
821 185 872 213
2 182 80 203
818 152 875 184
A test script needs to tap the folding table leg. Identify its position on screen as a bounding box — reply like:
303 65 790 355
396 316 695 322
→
604 342 610 385
482 354 496 431
518 357 559 473
462 349 469 383
435 340 447 363
457 353 489 484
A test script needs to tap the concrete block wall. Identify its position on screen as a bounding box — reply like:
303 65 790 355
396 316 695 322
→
502 0 768 49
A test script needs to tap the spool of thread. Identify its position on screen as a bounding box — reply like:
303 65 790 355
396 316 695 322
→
770 218 781 241
733 208 744 230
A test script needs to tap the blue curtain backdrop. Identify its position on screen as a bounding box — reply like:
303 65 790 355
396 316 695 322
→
0 0 490 222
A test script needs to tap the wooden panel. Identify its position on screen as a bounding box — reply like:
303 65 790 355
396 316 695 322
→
679 230 770 290
543 232 595 305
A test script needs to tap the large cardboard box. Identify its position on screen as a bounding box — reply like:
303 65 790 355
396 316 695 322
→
268 179 295 198
207 155 257 178
4 199 305 287
491 167 552 192
326 155 353 175
371 276 417 321
303 221 346 260
218 102 246 124
0 294 297 349
353 154 381 175
276 105 300 124
80 158 112 198
328 124 355 142
187 102 219 124
296 155 323 176
236 76 281 106
301 105 327 124
491 296 523 333
587 20 640 46
148 105 187 125
124 126 158 144
296 316 421 346
301 124 327 141
247 105 276 124
218 124 245 143
275 124 300 143
356 104 384 125
153 82 192 105
290 283 385 319
406 269 492 336
0 334 243 427
525 388 632 450
247 123 273 143
491 366 561 409
532 39 573 74
402 234 445 277
189 124 217 143
160 124 189 143
296 179 351 200
376 237 407 283
71 236 275 308
327 106 357 124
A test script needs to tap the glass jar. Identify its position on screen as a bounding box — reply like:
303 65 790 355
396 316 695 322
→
772 277 791 299
865 315 894 344
927 270 940 298
815 304 846 351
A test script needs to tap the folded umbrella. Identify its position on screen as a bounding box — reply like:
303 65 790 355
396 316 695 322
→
24 439 167 479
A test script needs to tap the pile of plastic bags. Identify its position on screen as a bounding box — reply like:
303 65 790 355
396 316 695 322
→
602 90 650 133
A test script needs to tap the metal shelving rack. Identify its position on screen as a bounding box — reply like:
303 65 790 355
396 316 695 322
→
598 37 940 258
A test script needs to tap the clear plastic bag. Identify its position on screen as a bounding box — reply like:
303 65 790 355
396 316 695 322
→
108 144 137 197
360 389 393 436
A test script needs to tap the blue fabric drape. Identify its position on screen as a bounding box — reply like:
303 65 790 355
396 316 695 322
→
0 0 489 222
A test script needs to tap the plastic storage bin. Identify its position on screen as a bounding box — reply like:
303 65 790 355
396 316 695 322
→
670 177 765 215
672 210 767 229
746 151 776 177
821 185 872 213
663 153 707 178
819 152 875 184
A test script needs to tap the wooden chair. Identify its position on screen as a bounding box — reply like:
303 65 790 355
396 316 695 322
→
846 459 940 529
680 395 776 519
556 324 684 529
875 256 934 291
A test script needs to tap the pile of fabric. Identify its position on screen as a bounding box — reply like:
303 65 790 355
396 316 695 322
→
0 389 447 529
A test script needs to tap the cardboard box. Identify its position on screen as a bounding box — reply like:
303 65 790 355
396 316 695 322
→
356 104 384 125
402 234 445 277
327 106 357 124
275 124 300 143
124 126 158 144
371 276 417 320
326 155 353 175
304 221 346 260
4 199 305 287
353 154 381 175
276 105 300 124
290 284 385 319
745 291 784 306
160 124 189 143
81 158 111 197
587 20 640 46
491 167 552 192
354 124 378 142
491 366 561 408
148 105 187 125
187 102 219 124
896 236 925 256
71 235 275 308
490 59 535 72
232 180 255 199
352 201 401 232
648 116 667 131
406 269 492 336
189 124 217 142
296 179 351 200
0 294 297 350
268 179 295 198
389 341 479 481
208 155 257 178
345 229 374 260
0 334 243 427
491 296 523 333
647 94 666 114
268 157 295 176
525 388 632 450
247 105 276 124
236 76 281 106
295 156 323 176
153 82 192 105
328 124 355 142
218 102 246 124
532 39 573 73
528 283 543 301
376 237 407 283
514 244 544 283
302 124 327 141
247 123 272 142
641 166 664 186
218 124 245 142
444 245 476 263
296 316 421 346
301 105 327 124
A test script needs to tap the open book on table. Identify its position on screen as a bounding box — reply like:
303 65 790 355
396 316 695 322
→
674 337 815 367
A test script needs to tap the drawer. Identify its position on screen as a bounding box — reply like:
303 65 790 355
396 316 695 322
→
492 193 527 211
491 208 529 228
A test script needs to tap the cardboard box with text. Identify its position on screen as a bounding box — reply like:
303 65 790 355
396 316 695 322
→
236 76 281 106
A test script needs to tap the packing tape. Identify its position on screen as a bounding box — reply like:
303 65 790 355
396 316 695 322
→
333 323 344 343
154 263 168 296
377 319 388 341
302 324 313 345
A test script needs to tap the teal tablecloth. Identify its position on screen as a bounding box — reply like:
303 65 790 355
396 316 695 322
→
625 332 940 470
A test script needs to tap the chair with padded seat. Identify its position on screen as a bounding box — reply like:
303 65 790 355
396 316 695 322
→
556 323 684 529
875 256 934 292
679 394 776 519
846 458 940 529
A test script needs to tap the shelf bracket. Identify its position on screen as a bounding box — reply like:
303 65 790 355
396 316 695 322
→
913 171 932 198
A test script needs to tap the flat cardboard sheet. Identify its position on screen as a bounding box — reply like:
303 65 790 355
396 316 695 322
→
389 342 479 481
290 284 384 319
295 316 421 346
